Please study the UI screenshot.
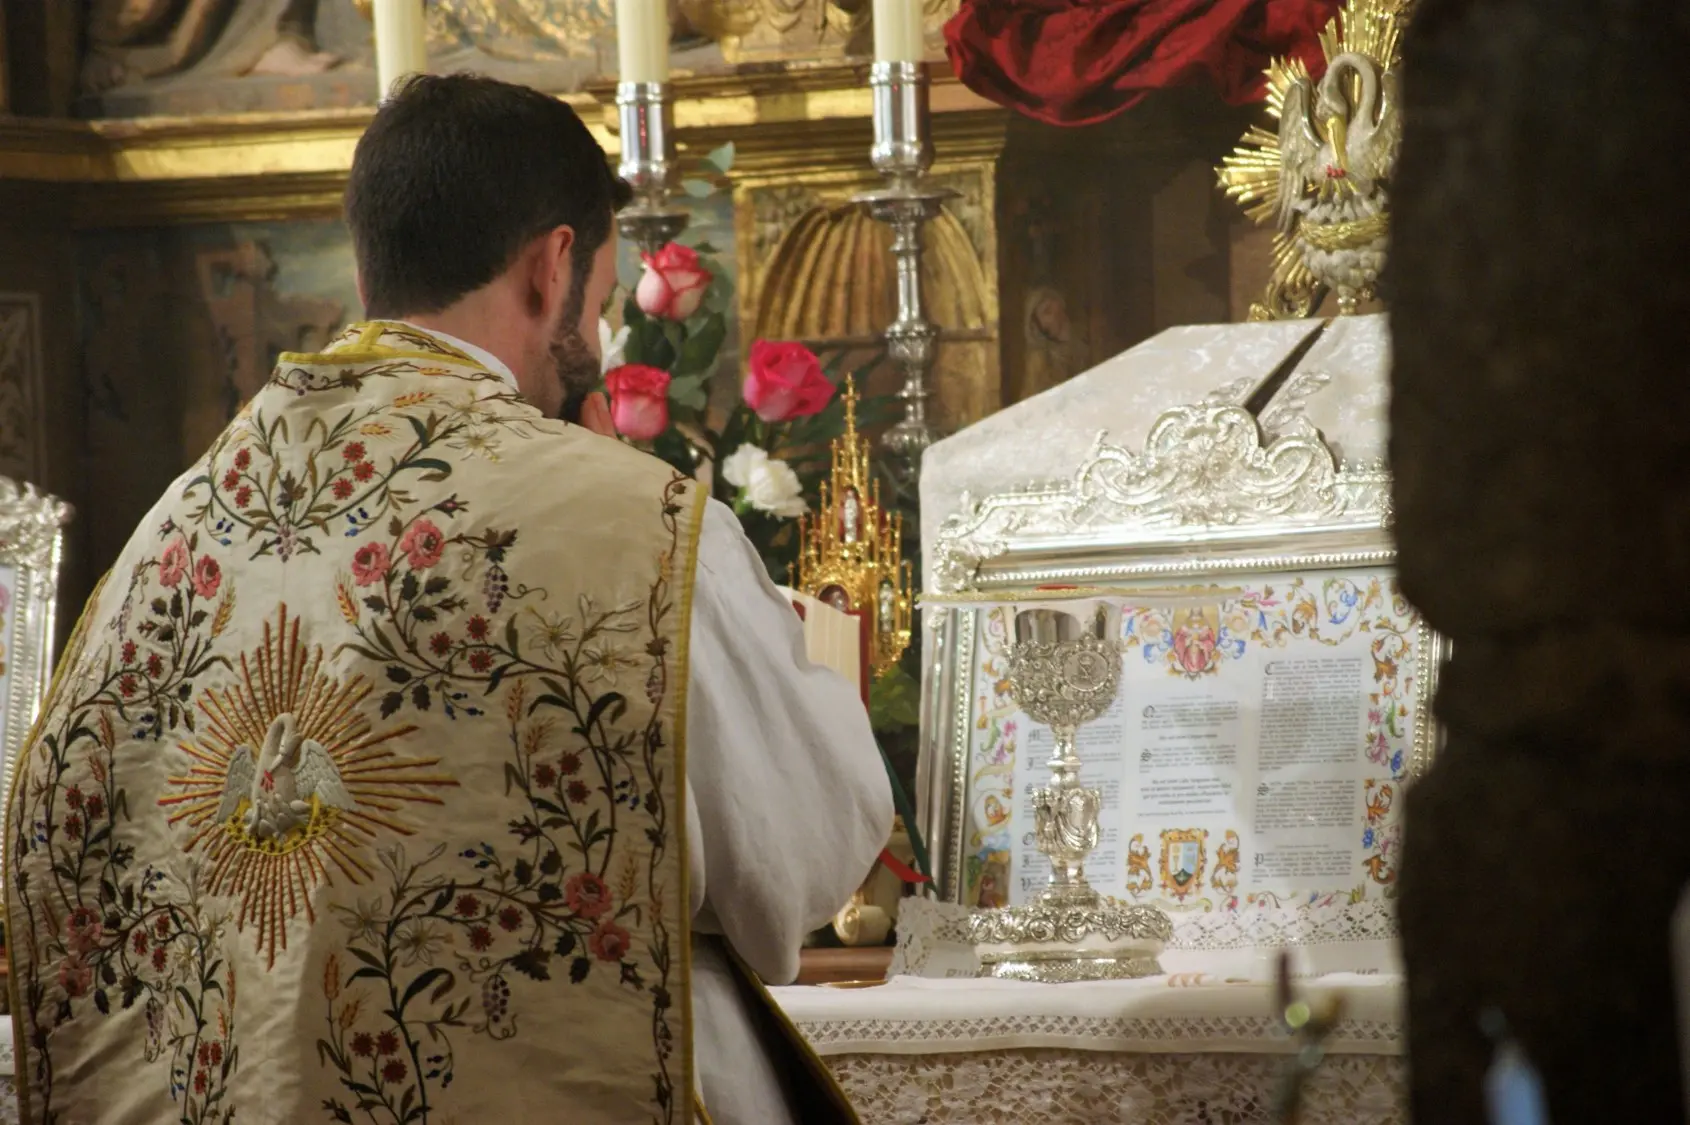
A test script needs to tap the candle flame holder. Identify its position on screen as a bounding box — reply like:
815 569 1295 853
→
853 61 953 468
616 81 690 258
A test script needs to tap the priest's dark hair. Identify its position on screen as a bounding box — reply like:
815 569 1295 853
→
345 73 633 319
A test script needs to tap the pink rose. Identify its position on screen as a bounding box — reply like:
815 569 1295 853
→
351 542 390 587
604 364 671 441
743 340 833 423
634 242 712 321
398 520 445 571
588 919 632 963
159 540 190 588
192 555 222 600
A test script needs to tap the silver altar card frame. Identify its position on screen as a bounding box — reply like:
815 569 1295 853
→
918 403 1449 930
0 478 70 810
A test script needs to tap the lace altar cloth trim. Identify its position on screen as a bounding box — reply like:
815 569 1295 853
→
826 1047 1404 1125
776 974 1401 1057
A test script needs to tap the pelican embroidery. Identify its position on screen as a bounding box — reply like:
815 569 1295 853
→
217 713 354 844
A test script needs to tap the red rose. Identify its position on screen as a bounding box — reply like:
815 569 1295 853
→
634 242 712 321
565 872 613 919
351 542 391 587
743 340 833 423
604 364 671 441
192 555 222 600
588 919 632 963
399 520 445 570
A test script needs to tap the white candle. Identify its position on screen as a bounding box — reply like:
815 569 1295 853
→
872 0 924 63
616 0 669 84
373 0 428 101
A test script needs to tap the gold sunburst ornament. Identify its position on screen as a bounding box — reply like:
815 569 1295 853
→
1217 0 1414 319
793 377 912 678
159 606 458 965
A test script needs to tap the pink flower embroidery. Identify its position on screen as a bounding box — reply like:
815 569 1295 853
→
159 540 190 588
399 520 445 571
351 542 391 587
192 555 222 600
588 919 632 963
565 872 613 919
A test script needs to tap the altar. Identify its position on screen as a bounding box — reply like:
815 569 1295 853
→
778 308 1414 1122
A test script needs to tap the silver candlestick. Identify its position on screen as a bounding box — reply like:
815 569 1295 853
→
968 603 1174 982
616 82 689 258
853 62 955 465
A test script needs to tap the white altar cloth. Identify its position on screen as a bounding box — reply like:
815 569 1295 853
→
776 974 1404 1124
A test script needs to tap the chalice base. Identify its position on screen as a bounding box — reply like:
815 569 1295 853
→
968 900 1174 984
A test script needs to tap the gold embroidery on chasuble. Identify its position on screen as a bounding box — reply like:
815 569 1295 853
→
6 323 703 1125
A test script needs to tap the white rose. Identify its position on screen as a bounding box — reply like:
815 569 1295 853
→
598 317 629 374
720 443 769 490
745 457 807 519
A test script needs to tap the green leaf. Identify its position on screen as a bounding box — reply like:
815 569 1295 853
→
869 667 921 733
399 968 451 1014
667 375 708 411
674 312 727 377
680 178 716 199
703 142 735 175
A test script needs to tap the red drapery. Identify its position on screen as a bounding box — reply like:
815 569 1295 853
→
943 0 1342 127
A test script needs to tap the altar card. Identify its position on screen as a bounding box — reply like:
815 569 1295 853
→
959 568 1427 920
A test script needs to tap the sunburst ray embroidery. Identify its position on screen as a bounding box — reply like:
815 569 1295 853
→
159 605 458 965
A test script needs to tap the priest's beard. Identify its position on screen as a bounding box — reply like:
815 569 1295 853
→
550 295 602 424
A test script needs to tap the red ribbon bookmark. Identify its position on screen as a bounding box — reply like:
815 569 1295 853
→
878 847 930 884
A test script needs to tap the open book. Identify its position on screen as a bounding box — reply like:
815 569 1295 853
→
777 586 870 710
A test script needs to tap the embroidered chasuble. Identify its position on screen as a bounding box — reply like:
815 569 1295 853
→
6 323 715 1124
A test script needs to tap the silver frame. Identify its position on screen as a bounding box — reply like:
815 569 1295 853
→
0 478 69 809
919 402 1449 902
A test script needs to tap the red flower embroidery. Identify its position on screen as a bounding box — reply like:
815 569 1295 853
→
194 1070 207 1095
351 1033 375 1057
497 906 523 932
221 469 240 492
342 442 365 462
159 540 190 588
192 556 222 600
353 461 376 482
469 925 493 951
64 814 83 839
588 919 632 963
533 764 556 788
85 795 105 821
468 650 493 673
559 752 581 776
198 1043 213 1066
132 930 148 954
381 1060 407 1084
466 616 489 640
455 894 480 917
376 1030 400 1056
399 520 445 570
65 784 84 809
152 946 168 972
121 640 137 665
209 1043 223 1067
565 872 613 919
234 486 252 508
332 478 354 500
429 632 453 656
566 780 589 805
155 915 171 938
119 675 137 697
145 652 163 678
233 448 251 470
351 542 391 587
58 956 92 997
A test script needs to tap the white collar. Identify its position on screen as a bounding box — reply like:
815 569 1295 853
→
394 321 518 392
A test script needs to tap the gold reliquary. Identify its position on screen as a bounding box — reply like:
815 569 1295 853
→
793 377 913 683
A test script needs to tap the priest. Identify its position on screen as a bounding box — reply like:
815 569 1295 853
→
4 75 888 1125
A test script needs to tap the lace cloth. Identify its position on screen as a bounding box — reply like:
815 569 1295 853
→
826 1047 1404 1124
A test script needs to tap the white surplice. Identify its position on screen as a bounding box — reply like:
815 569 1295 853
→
404 325 892 1124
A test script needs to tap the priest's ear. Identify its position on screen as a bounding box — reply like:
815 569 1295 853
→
523 225 577 320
